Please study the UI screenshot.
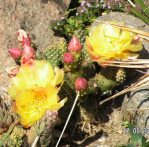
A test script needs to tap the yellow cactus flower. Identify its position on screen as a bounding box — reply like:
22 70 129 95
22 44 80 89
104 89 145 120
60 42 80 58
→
86 22 143 62
8 60 66 127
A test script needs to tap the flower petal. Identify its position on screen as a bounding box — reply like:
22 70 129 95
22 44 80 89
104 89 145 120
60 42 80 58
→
86 22 143 61
51 67 64 87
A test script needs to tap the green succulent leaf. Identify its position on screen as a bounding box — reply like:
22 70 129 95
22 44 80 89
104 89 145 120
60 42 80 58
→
122 122 148 147
130 133 146 146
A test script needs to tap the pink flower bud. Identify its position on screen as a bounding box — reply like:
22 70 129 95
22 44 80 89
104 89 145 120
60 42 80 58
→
17 29 31 46
22 45 35 58
68 36 82 52
8 48 22 60
75 77 88 91
63 52 74 63
22 36 31 46
132 35 140 44
21 45 35 65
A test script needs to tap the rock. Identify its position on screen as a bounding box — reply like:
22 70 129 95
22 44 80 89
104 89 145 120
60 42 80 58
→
122 85 149 137
92 12 148 29
0 0 70 88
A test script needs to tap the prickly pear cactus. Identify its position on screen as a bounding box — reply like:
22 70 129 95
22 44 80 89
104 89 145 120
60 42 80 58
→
89 67 126 93
45 38 67 67
81 45 91 63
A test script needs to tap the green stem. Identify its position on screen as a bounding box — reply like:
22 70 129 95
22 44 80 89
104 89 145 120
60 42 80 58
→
134 0 149 17
130 7 149 24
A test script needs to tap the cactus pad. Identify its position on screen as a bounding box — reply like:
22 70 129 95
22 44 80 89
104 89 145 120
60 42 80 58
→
45 38 67 67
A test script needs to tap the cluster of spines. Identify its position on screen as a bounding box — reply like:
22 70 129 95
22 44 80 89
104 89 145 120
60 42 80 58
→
116 68 126 84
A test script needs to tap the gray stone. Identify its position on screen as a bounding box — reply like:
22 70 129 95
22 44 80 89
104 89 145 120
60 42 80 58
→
122 85 149 137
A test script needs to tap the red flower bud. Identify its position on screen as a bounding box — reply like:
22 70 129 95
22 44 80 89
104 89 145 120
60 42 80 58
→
21 45 35 65
8 48 22 60
75 77 88 91
68 36 82 52
63 52 74 63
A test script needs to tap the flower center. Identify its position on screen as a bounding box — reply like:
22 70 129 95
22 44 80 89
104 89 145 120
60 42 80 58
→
25 88 48 112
